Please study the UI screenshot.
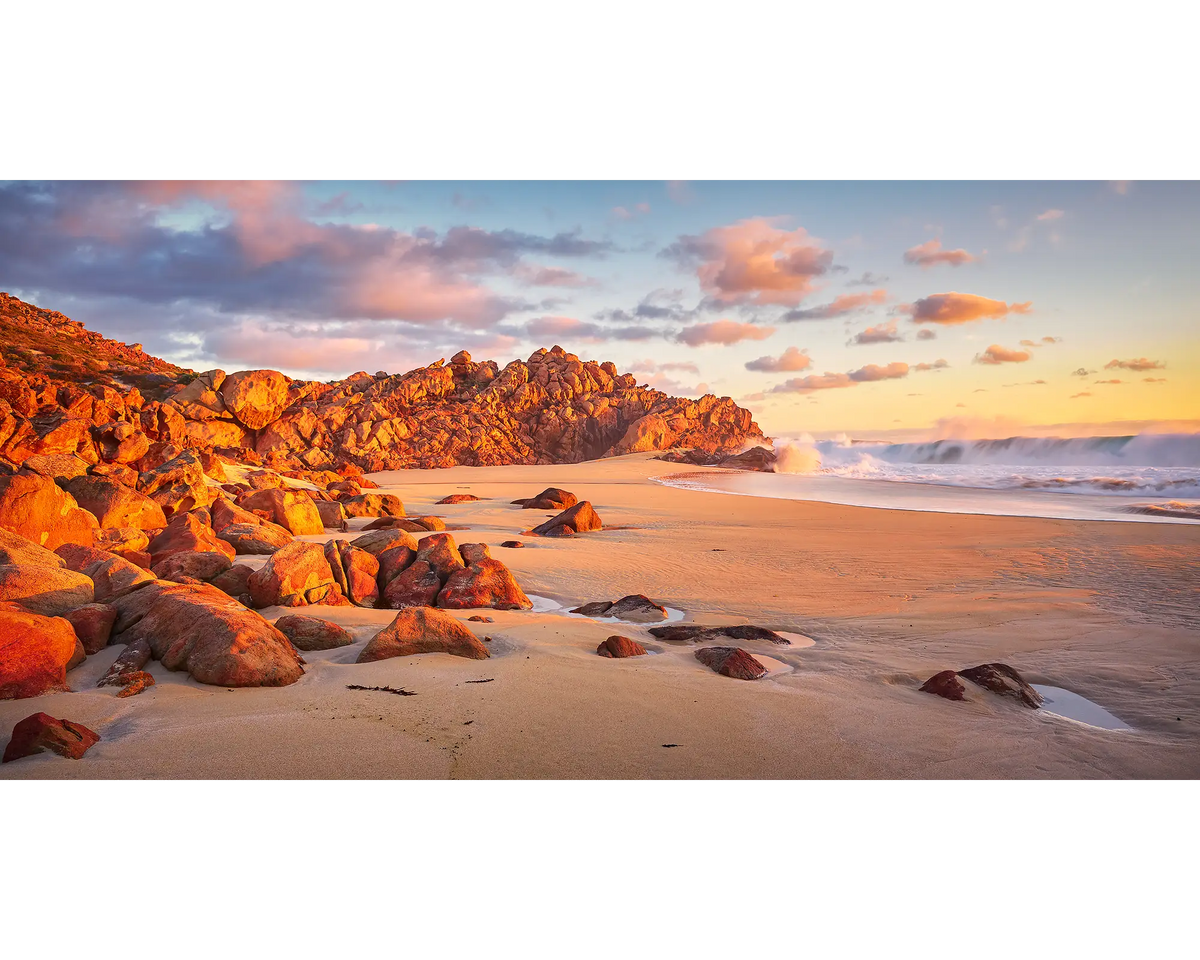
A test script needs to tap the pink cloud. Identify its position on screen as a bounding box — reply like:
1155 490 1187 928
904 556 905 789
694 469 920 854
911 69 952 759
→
675 319 776 347
1037 209 1065 221
974 344 1033 365
906 292 1033 325
784 288 888 321
612 202 651 220
849 319 902 345
1106 357 1166 372
903 239 977 268
668 217 834 306
770 361 909 393
745 346 812 372
511 263 598 287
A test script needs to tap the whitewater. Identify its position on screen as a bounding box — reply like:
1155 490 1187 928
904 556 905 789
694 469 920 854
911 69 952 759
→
654 433 1200 523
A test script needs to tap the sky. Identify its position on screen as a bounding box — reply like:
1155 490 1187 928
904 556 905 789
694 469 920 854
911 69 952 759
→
1 180 1196 440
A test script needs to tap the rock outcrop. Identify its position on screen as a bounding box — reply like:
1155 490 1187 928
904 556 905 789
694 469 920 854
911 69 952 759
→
357 607 490 662
2 294 767 478
531 501 603 537
919 663 1043 708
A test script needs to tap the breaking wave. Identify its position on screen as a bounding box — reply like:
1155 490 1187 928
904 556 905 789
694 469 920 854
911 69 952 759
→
771 433 1200 498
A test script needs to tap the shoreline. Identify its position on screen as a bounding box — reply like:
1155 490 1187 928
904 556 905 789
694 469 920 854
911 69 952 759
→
3 453 1198 779
652 468 1200 525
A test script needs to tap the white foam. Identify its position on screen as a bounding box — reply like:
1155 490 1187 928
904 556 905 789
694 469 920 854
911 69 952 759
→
1032 685 1133 731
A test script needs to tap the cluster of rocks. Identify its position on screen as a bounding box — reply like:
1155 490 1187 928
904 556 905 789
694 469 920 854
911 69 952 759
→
655 445 777 472
570 594 669 622
920 663 1044 708
3 292 767 479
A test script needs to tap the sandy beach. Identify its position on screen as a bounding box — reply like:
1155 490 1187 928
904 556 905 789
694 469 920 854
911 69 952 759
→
3 453 1198 779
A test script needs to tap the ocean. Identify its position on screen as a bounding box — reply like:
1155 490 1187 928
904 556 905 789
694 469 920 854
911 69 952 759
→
653 433 1200 523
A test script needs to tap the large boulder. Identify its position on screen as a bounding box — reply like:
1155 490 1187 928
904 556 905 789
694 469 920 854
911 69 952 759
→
0 471 98 549
0 527 66 567
93 527 151 564
518 487 577 510
137 449 219 517
208 563 255 601
274 614 355 651
63 603 118 655
93 420 150 464
607 594 667 622
531 501 602 537
21 454 90 480
437 542 531 610
247 541 339 608
152 551 233 583
0 605 82 699
323 540 380 607
694 646 767 681
238 488 323 536
62 476 167 530
56 545 154 603
381 560 442 609
339 493 406 518
349 528 419 557
115 582 305 687
958 663 1043 708
0 563 94 615
220 369 290 431
216 522 293 555
2 713 100 762
414 532 465 580
919 670 967 701
315 499 347 530
597 636 647 658
357 607 489 662
148 513 236 568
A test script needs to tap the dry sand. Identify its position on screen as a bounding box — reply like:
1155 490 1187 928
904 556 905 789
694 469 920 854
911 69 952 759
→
3 453 1198 779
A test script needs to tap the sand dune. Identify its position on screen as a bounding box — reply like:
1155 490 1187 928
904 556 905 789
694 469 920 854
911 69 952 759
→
3 453 1198 779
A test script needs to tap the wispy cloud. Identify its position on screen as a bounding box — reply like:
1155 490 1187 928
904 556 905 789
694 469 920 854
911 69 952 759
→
675 319 776 347
974 344 1033 365
848 319 903 345
782 289 887 322
1106 357 1166 371
902 239 977 268
744 346 812 372
769 361 910 394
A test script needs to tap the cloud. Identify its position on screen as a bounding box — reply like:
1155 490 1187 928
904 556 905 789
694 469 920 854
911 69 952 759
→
666 181 694 204
782 288 888 321
974 344 1033 365
903 239 977 268
1093 379 1124 385
1036 209 1065 221
662 217 834 306
913 359 949 372
0 181 617 333
744 346 812 372
676 319 776 347
846 271 889 287
511 263 599 287
1071 392 1093 399
906 292 1032 325
769 361 909 394
1144 377 1168 383
498 315 657 344
612 202 651 220
594 287 698 325
1071 367 1095 377
629 359 700 376
916 328 937 341
1106 357 1166 372
849 319 902 345
312 192 364 217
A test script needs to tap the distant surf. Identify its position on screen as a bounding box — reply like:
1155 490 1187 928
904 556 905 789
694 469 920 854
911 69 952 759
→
653 432 1200 524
